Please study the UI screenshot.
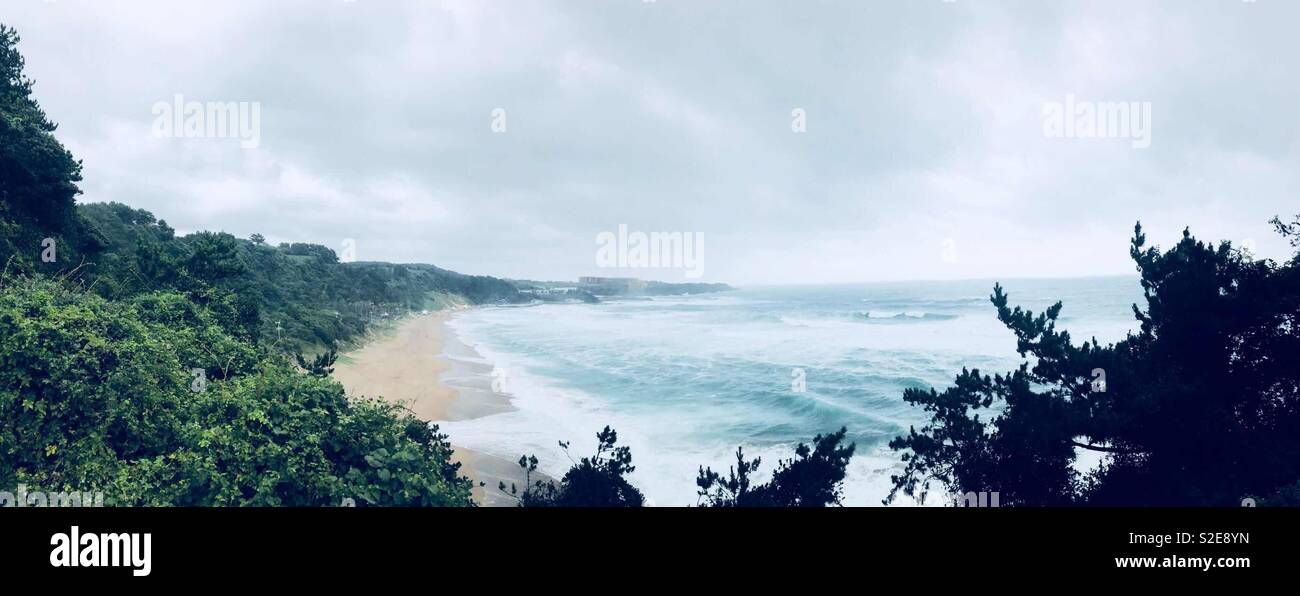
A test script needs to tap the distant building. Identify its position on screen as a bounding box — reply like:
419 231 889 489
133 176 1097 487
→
578 276 646 294
520 286 580 296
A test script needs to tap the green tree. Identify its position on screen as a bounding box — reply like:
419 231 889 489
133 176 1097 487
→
185 231 246 287
888 220 1300 506
77 201 526 354
131 360 472 506
501 426 644 507
0 25 102 272
697 428 856 507
0 275 473 506
295 346 338 377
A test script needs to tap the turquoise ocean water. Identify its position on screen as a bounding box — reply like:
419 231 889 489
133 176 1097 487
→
441 277 1144 506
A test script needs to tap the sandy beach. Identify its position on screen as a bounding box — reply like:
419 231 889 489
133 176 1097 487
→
333 310 533 507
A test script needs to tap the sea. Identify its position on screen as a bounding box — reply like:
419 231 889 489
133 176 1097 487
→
439 276 1145 506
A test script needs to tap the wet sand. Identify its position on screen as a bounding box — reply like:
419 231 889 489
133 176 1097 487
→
333 311 533 507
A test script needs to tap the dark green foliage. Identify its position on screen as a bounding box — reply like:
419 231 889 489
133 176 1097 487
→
697 428 856 507
1271 214 1300 248
502 426 857 508
642 281 733 295
136 361 472 506
295 347 338 377
1255 479 1300 506
185 232 246 287
76 202 525 353
0 27 482 507
501 426 645 507
0 25 103 273
889 221 1300 506
75 203 180 295
0 277 231 492
0 275 473 506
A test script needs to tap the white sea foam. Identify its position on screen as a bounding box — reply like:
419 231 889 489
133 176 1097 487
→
440 279 1142 506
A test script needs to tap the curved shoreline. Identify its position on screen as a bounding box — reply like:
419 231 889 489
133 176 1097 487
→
332 310 530 507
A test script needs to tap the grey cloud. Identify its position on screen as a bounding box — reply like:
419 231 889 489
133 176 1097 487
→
5 0 1298 284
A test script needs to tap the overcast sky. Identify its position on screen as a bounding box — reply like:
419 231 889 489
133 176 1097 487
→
5 0 1298 284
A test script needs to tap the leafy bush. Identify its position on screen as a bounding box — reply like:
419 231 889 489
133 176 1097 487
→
889 221 1300 506
77 202 525 353
0 25 104 273
126 360 471 507
696 428 856 507
501 426 644 507
0 275 473 506
502 426 857 507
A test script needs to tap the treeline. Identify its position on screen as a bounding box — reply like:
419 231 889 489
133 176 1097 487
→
8 195 525 356
4 21 1298 507
498 426 857 507
0 24 481 506
888 220 1300 507
643 281 733 295
0 275 475 506
77 201 523 353
519 218 1300 509
1 23 858 509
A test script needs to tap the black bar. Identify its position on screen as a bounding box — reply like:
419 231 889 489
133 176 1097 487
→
2 507 1288 584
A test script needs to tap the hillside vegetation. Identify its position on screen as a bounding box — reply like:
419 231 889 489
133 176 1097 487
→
0 25 479 506
5 21 1297 508
77 201 523 353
